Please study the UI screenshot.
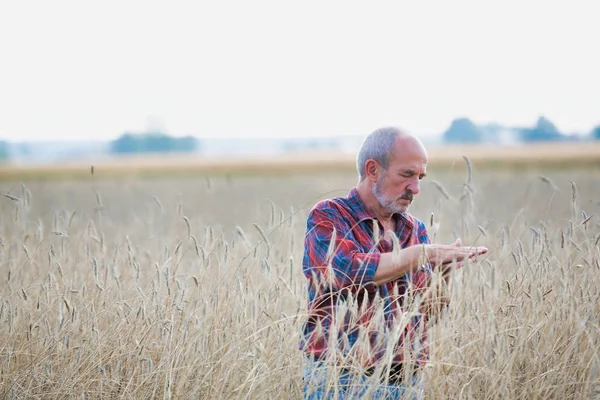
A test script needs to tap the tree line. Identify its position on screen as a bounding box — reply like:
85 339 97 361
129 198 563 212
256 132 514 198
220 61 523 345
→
1 121 600 163
444 116 600 144
109 132 199 154
0 141 8 162
0 132 198 163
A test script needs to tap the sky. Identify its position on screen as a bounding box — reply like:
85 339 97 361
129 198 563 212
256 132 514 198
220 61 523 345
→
1 0 599 142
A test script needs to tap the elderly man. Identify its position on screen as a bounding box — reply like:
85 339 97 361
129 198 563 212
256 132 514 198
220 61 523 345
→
300 127 487 399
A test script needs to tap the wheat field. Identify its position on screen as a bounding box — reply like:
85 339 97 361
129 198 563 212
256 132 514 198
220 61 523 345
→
0 161 599 399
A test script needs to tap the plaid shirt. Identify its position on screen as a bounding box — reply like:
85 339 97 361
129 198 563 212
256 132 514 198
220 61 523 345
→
300 187 432 369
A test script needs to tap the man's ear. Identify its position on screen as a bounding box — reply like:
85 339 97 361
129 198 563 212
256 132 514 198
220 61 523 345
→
365 159 379 182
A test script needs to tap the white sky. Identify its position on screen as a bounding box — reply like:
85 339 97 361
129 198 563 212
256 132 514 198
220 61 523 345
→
1 0 599 142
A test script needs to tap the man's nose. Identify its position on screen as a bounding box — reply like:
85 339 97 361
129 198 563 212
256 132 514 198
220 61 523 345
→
407 179 420 195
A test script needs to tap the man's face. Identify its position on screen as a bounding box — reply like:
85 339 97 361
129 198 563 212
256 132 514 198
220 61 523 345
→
371 139 428 215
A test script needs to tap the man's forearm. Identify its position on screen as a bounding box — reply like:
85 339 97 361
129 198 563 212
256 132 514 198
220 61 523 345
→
372 240 484 286
372 245 424 285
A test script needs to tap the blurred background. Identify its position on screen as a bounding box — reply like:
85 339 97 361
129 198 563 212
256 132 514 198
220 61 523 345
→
0 0 598 171
1 3 600 398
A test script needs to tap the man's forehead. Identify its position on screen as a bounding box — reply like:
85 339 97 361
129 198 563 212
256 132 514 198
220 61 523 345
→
390 135 426 155
395 160 428 171
388 146 428 166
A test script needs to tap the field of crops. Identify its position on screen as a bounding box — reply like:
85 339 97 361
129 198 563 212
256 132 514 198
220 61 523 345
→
0 150 599 398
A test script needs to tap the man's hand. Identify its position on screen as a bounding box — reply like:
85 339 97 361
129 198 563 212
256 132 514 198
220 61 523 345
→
425 238 487 269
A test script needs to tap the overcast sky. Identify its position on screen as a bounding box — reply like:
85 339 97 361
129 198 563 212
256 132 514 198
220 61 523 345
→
1 0 598 142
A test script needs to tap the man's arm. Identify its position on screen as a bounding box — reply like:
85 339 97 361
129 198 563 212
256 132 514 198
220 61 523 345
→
303 207 487 293
372 247 424 286
373 242 487 286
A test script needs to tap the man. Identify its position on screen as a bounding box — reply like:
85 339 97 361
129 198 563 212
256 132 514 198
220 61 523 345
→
300 127 488 399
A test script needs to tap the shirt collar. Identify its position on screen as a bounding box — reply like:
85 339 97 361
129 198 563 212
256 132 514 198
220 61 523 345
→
347 187 374 222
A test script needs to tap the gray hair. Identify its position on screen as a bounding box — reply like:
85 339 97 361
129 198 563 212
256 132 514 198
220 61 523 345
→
356 127 402 181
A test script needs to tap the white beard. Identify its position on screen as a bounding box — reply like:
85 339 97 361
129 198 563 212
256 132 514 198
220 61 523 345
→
372 175 410 214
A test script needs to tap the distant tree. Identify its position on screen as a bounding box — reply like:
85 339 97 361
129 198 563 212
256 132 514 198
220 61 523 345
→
110 133 139 154
172 136 197 152
0 140 8 162
443 117 483 143
520 116 565 142
110 132 198 154
591 125 600 140
144 132 171 152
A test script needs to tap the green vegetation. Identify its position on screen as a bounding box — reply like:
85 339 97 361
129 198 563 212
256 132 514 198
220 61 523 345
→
110 132 198 154
591 125 600 140
0 141 8 162
520 116 565 142
443 115 589 144
443 117 483 143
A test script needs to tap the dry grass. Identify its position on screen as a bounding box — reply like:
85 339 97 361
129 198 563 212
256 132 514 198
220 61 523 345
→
0 162 599 399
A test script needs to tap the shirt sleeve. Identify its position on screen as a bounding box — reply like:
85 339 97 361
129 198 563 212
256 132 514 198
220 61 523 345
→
302 205 379 293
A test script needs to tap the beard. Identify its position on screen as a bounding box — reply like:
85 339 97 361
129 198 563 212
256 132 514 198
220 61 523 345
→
372 175 414 215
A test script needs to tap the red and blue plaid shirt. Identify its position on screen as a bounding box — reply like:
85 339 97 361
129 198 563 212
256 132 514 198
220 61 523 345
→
300 187 432 369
